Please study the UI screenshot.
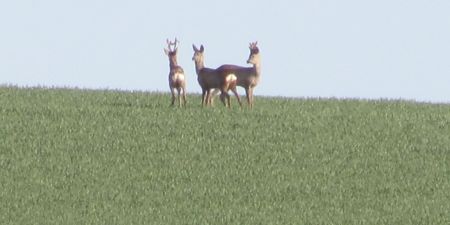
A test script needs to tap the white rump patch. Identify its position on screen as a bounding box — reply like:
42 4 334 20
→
174 72 185 82
226 74 237 82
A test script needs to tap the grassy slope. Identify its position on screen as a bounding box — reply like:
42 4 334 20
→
1 86 449 225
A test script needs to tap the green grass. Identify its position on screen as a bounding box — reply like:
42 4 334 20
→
1 86 449 224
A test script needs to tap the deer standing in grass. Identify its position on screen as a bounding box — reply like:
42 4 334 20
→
192 44 242 108
164 38 186 107
216 42 261 108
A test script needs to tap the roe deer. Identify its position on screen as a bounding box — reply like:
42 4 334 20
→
192 44 242 108
164 38 186 107
216 42 261 108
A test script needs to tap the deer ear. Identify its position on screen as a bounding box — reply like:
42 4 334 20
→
193 44 198 52
200 45 204 52
164 48 169 55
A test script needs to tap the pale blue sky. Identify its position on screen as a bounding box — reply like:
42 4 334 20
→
1 0 449 103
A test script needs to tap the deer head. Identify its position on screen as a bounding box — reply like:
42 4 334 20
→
192 44 205 62
165 38 180 67
164 38 179 54
247 41 260 65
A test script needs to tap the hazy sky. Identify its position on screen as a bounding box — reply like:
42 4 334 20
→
1 0 449 103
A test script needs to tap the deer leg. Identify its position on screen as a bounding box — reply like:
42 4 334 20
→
206 89 216 107
206 89 211 106
201 89 206 106
205 89 209 107
231 88 242 108
221 89 231 108
207 89 211 105
177 87 182 107
219 91 227 107
229 82 242 108
249 87 254 109
210 88 220 106
245 88 251 107
170 88 176 106
182 86 187 106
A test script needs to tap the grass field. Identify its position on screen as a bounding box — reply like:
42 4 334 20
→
1 86 449 224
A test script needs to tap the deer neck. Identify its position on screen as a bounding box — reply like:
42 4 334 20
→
169 58 179 70
194 58 205 75
252 59 261 77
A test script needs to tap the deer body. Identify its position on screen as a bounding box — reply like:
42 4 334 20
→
192 44 242 108
165 39 186 107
